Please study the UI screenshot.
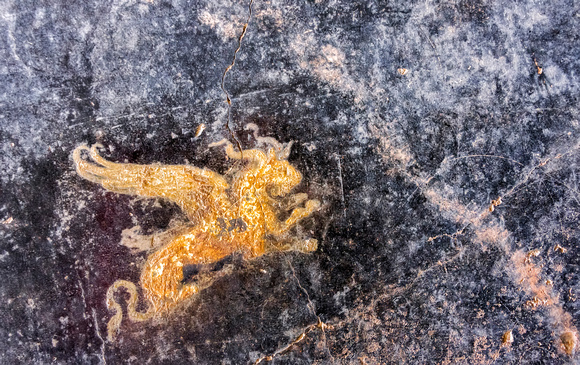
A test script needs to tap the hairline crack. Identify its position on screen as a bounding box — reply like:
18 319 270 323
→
220 0 255 157
253 259 334 363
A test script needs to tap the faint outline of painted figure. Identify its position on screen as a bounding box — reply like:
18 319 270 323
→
73 125 320 341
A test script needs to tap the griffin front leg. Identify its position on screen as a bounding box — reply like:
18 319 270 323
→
285 193 308 208
267 199 321 236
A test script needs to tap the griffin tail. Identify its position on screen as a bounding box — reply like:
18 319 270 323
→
106 280 153 342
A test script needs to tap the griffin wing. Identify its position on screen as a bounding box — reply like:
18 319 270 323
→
73 144 228 224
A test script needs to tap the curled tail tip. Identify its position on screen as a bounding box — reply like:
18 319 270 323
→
72 144 89 162
105 279 135 342
107 314 122 342
107 279 138 297
72 143 106 162
89 143 105 157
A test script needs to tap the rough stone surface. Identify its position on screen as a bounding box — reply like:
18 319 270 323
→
1 0 579 364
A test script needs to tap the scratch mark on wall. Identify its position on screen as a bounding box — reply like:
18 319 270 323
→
91 308 107 365
334 153 346 218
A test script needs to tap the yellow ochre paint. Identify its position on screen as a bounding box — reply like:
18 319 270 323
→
73 131 320 342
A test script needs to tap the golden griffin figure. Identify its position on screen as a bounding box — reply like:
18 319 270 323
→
73 127 320 342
